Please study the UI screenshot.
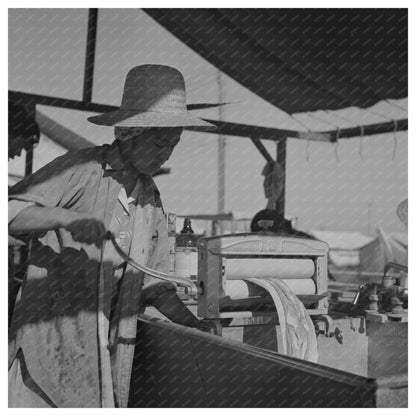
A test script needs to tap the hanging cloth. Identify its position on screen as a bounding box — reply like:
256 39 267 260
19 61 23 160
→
245 277 319 363
262 161 284 210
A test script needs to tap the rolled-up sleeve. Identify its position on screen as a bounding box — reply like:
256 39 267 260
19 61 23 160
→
8 200 35 225
9 152 88 212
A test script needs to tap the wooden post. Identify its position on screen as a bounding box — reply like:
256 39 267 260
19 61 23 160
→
24 147 34 177
217 70 226 234
217 71 226 212
82 9 98 104
24 103 37 177
275 138 287 223
250 137 274 164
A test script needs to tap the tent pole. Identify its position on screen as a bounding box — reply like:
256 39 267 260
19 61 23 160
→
82 8 98 104
9 91 408 140
275 139 287 222
217 70 226 219
250 137 274 163
24 103 36 177
24 147 33 177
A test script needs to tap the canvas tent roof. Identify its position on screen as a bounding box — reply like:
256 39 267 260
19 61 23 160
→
146 9 407 114
9 9 408 142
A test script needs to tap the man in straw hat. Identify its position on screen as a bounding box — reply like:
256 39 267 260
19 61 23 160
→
8 65 215 407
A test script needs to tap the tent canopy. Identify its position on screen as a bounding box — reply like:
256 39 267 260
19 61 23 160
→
9 9 408 142
145 9 407 114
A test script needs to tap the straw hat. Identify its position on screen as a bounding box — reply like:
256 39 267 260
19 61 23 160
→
88 65 215 130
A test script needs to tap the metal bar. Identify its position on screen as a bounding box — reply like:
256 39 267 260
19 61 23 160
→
83 9 98 103
9 90 117 113
276 138 287 221
325 119 408 141
36 111 96 150
199 118 330 141
8 91 227 115
250 137 274 163
24 146 33 177
177 213 233 221
9 91 408 141
23 103 37 176
217 70 226 216
330 270 386 279
188 102 230 110
190 118 408 141
217 136 226 213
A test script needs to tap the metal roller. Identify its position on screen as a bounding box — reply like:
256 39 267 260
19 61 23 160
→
223 258 315 280
225 278 316 299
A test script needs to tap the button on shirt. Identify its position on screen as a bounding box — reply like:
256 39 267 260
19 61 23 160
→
109 183 140 281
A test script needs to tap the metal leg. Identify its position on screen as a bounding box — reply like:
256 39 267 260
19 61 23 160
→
199 319 223 336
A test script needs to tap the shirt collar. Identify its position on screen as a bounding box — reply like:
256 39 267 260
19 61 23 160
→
118 180 141 213
104 141 144 212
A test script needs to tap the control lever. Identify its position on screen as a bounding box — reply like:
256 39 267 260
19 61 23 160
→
353 283 369 305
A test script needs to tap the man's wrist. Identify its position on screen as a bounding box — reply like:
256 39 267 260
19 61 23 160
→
58 209 79 229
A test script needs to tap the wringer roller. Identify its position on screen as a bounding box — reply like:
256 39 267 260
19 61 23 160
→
197 233 329 324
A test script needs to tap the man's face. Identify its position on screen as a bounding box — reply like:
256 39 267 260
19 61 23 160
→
118 127 182 175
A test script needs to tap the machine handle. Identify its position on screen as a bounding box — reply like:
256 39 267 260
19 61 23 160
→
105 231 199 297
352 283 369 305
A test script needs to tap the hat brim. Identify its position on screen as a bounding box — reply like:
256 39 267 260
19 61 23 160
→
88 109 216 131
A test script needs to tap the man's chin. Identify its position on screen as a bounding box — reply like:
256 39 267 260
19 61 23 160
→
135 165 160 175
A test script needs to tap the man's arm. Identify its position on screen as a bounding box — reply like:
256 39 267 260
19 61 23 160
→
9 205 74 234
9 205 106 246
8 150 108 245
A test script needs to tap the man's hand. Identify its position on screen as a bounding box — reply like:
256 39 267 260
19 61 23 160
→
62 212 107 247
9 205 106 247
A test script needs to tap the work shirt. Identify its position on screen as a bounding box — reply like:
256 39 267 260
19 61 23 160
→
8 141 171 407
